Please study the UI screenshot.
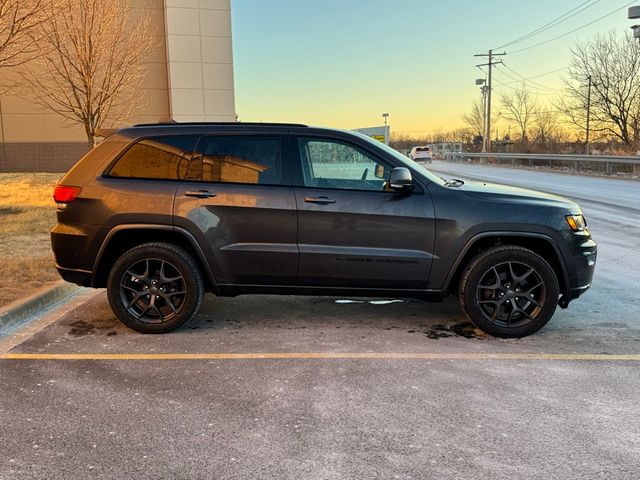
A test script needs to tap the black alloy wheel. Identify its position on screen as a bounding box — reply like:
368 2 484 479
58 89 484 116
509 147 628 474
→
459 246 560 338
476 261 545 328
119 258 187 324
107 243 204 333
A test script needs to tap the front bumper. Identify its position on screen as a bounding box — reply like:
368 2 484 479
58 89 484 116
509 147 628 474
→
560 229 597 306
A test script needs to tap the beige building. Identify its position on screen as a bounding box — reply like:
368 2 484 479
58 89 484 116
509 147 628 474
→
0 0 236 172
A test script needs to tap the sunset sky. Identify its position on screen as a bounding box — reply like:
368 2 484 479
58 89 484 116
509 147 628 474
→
232 0 630 136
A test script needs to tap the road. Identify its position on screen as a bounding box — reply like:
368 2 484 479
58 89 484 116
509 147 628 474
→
426 160 640 212
426 160 640 333
0 163 639 479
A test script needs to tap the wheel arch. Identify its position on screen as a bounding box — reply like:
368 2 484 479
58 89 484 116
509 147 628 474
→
444 232 569 301
92 224 217 292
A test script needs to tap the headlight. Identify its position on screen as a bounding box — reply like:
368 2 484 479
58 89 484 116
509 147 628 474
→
565 214 587 231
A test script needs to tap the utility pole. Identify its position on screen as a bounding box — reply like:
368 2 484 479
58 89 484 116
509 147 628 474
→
481 85 488 150
585 75 592 155
475 78 488 151
474 49 506 153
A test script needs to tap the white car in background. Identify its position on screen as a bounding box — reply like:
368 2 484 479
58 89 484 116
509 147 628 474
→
409 146 432 163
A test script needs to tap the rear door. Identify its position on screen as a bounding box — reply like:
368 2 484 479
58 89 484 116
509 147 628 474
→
292 135 436 289
173 133 298 286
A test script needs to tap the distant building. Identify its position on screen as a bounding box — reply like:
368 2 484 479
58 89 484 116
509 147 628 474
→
428 142 463 158
0 0 236 172
353 126 390 145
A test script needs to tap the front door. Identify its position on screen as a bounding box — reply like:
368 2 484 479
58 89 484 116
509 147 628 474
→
293 136 436 290
173 134 298 286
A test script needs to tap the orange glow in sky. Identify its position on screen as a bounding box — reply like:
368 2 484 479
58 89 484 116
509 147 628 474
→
232 0 627 135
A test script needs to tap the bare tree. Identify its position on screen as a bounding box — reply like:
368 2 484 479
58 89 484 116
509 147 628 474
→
557 31 640 150
531 108 557 143
529 108 572 152
0 0 56 68
446 127 474 145
16 0 157 146
461 99 485 137
500 84 538 142
389 133 418 151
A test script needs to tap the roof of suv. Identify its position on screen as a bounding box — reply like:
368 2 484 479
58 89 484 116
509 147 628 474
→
114 122 368 141
132 121 309 128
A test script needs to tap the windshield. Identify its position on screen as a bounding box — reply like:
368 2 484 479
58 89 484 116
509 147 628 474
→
353 132 446 186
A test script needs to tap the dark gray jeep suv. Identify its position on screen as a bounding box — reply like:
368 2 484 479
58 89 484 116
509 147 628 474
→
51 123 596 337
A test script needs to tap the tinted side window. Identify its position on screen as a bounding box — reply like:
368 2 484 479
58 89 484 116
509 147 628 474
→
298 138 391 191
109 135 198 180
189 136 282 185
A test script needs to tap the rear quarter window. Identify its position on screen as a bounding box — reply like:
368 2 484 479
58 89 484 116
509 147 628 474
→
108 135 199 180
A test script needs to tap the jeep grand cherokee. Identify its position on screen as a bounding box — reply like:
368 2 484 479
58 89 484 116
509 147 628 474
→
51 123 597 337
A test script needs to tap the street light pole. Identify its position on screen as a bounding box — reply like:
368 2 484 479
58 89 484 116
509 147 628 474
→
586 75 592 155
630 7 640 171
382 113 390 145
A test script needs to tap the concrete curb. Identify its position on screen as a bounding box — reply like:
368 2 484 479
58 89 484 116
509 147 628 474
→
0 281 81 334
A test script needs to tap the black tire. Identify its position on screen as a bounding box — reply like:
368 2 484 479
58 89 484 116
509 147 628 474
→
107 242 204 334
459 246 559 338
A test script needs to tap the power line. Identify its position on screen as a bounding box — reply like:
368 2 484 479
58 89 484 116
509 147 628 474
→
495 68 532 86
494 0 602 50
494 68 561 94
492 76 559 96
509 1 637 55
499 64 563 92
498 66 569 86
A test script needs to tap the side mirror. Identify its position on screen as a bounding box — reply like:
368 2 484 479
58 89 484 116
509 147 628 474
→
388 167 414 192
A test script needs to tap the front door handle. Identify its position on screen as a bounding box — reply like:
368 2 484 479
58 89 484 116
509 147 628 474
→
304 196 336 205
184 190 216 198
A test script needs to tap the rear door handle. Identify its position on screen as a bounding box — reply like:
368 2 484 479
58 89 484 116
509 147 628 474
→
184 190 216 198
304 196 336 205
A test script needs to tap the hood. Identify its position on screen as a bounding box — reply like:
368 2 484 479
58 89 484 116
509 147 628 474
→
457 180 580 211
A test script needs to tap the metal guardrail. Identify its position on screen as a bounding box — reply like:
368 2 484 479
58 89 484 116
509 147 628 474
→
444 152 640 175
448 152 640 164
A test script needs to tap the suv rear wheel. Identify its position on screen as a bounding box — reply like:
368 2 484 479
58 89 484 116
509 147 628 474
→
459 246 559 338
107 242 204 334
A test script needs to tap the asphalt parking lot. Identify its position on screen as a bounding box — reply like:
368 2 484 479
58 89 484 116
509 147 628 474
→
1 163 639 479
1 291 640 479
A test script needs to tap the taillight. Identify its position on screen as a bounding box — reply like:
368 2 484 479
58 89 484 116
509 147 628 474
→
53 185 82 204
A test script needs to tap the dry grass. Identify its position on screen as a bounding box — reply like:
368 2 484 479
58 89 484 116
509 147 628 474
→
0 173 62 306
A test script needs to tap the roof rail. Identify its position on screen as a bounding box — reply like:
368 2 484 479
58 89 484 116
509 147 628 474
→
131 121 308 128
96 128 117 138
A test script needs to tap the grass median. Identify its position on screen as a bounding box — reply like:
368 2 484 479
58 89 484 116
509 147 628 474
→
0 173 62 306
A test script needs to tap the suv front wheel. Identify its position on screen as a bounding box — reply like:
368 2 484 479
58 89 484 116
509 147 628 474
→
107 242 204 333
459 246 560 338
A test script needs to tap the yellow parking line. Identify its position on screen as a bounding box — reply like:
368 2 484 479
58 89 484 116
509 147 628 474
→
1 352 639 361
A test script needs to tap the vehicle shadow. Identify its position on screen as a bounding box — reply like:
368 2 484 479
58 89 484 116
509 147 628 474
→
186 294 486 340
